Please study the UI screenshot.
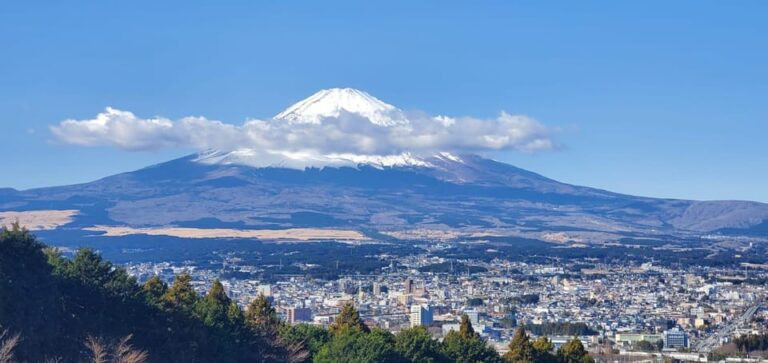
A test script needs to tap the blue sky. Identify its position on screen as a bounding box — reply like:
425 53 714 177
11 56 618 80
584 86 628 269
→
1 1 766 201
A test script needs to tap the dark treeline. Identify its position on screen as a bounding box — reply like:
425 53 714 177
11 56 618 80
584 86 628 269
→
0 223 297 363
734 334 768 353
503 294 540 305
435 236 768 268
523 323 598 337
0 224 596 363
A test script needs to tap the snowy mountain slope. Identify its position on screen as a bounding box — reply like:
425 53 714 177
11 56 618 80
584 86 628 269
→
3 150 766 236
274 88 407 126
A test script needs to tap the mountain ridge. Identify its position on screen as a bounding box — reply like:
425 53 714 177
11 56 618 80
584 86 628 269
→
2 151 766 239
4 88 766 239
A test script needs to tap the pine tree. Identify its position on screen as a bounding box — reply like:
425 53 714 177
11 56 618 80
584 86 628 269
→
394 326 448 363
459 315 475 338
504 326 535 363
532 336 554 354
142 275 167 305
195 280 233 329
245 293 281 331
557 337 594 363
441 317 502 363
227 301 244 326
532 336 556 363
162 272 198 311
329 302 370 334
314 328 404 363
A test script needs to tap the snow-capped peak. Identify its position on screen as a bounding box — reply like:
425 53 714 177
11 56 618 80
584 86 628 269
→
273 88 407 126
194 149 437 170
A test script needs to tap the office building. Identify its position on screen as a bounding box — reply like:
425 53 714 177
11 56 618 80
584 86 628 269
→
663 327 689 349
410 304 433 327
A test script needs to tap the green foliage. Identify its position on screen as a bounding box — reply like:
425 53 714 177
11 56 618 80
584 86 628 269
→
503 327 557 363
0 225 65 360
314 328 405 363
162 272 198 311
526 322 598 337
504 326 535 363
0 226 290 363
503 294 540 305
441 330 501 363
394 326 449 363
557 337 594 363
634 340 656 352
329 303 370 335
142 275 167 305
441 317 501 363
532 337 557 363
734 333 768 352
245 293 281 332
280 324 331 359
227 301 244 326
459 315 474 338
532 336 554 354
194 280 233 329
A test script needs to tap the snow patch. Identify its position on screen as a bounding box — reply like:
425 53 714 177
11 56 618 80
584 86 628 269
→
194 148 436 169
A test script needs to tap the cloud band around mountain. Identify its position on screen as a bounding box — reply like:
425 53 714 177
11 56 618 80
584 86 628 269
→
50 107 555 156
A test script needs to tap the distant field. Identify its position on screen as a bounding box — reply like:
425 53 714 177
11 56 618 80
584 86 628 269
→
84 225 368 241
0 209 79 230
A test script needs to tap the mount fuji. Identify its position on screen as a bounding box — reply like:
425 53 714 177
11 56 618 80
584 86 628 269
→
3 88 768 244
274 88 407 126
195 88 454 169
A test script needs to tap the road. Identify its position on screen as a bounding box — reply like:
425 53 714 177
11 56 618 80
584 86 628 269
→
694 302 761 353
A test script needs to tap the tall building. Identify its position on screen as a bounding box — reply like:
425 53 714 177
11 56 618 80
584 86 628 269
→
373 282 381 296
287 307 313 324
410 304 433 328
662 327 689 349
404 278 414 295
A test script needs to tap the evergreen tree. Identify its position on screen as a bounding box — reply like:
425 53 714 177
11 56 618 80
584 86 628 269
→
142 276 167 306
441 317 501 363
195 280 233 329
329 303 369 334
227 301 244 326
1 227 289 363
532 336 557 363
504 326 536 363
245 293 281 330
557 337 594 363
394 326 449 363
0 224 61 361
279 323 331 360
314 328 405 363
162 272 198 311
532 336 554 354
459 314 475 338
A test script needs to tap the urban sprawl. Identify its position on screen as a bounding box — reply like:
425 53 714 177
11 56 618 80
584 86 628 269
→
126 251 767 362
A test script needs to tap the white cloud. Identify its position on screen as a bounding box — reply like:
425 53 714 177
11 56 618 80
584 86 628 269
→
50 106 555 158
